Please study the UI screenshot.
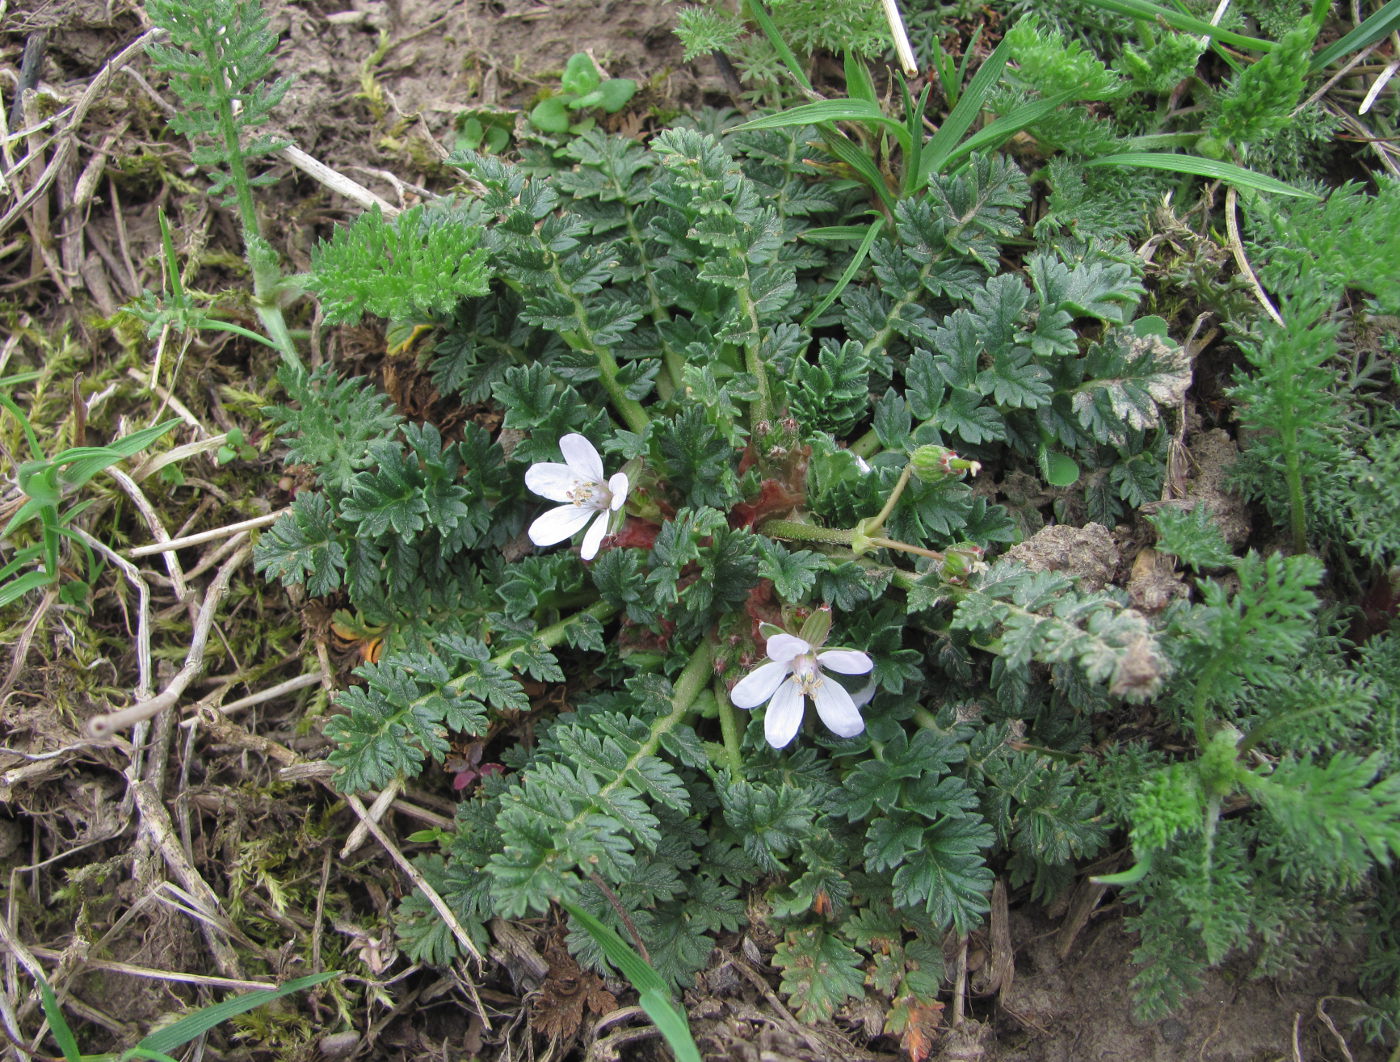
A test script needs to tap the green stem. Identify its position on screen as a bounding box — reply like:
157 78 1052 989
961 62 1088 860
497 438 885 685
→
547 259 650 434
493 600 618 671
738 283 774 427
1190 656 1227 749
715 679 744 774
758 519 855 547
1282 423 1308 555
863 462 914 536
671 637 719 719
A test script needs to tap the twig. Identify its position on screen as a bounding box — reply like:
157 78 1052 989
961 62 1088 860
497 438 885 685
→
340 778 402 858
1225 185 1284 327
0 589 57 707
280 146 397 215
72 528 154 700
176 670 322 724
85 545 250 738
588 873 652 965
335 790 491 1030
22 947 281 993
0 29 164 237
128 510 285 556
130 781 243 978
106 465 191 607
1314 997 1358 1062
952 933 968 1026
729 954 839 1059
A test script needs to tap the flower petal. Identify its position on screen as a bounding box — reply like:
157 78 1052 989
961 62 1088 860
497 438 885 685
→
560 433 605 483
525 462 578 503
817 649 874 675
766 632 811 664
812 678 865 738
579 510 610 560
730 660 790 710
607 472 629 511
528 504 593 547
763 678 805 749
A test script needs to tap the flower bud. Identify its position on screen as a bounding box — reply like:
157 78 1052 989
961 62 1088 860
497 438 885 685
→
940 542 988 584
910 445 982 483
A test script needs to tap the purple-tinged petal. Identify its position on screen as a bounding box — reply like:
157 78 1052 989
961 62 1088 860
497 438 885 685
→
525 462 578 503
528 504 593 547
579 510 610 560
763 679 805 748
765 632 812 664
817 649 873 675
607 472 629 510
730 660 790 710
812 678 865 738
559 433 605 483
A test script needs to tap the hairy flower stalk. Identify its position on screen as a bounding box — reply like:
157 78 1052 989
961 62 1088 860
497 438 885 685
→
525 434 629 560
731 611 875 748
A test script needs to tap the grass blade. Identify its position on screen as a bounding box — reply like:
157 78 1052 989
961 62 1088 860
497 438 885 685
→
1074 0 1275 50
919 36 1011 184
136 971 340 1054
734 100 911 153
942 90 1078 170
561 900 701 1062
803 216 885 326
743 0 812 92
1085 152 1320 197
33 972 82 1062
1310 0 1400 70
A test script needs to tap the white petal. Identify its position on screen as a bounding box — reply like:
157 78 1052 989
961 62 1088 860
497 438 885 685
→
528 504 593 547
817 649 874 675
763 679 805 749
608 472 629 511
766 632 811 664
849 677 877 709
525 462 579 503
579 510 610 560
812 678 865 738
730 660 791 709
560 433 605 483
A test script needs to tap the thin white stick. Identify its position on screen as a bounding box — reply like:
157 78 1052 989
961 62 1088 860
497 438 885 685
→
880 0 920 77
129 510 285 556
281 145 398 215
177 671 323 726
337 790 491 1029
85 545 250 738
1360 59 1398 115
340 779 401 858
1225 185 1284 327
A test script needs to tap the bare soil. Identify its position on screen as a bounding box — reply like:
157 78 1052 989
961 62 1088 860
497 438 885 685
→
0 2 1388 1060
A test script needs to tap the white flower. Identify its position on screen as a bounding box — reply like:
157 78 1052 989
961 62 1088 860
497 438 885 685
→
730 632 875 749
524 433 629 561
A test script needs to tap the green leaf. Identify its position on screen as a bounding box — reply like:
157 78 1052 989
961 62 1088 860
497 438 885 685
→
596 78 638 112
1310 0 1400 70
561 52 602 96
920 37 1012 181
734 100 912 154
529 96 571 133
1071 0 1274 51
1085 153 1318 198
33 971 81 1062
136 972 340 1054
562 900 702 1062
773 925 866 1022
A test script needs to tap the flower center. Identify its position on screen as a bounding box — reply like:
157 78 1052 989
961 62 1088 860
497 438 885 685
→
792 654 824 696
568 479 603 508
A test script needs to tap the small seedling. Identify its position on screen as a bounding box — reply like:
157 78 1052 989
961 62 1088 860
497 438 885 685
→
528 52 637 134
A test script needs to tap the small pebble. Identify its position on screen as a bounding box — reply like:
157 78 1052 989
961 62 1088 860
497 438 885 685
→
1159 1017 1189 1044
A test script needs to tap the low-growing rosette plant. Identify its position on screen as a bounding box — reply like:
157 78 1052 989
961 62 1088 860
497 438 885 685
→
254 120 1201 1027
